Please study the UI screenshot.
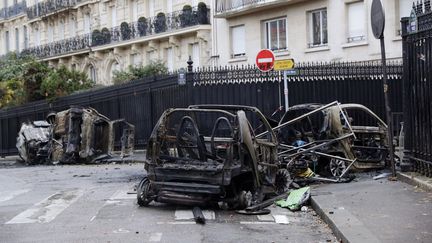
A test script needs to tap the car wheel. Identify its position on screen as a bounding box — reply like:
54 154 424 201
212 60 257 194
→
137 176 153 207
275 169 292 194
329 158 347 177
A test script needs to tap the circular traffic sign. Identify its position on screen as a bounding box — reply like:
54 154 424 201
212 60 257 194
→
371 0 385 39
256 49 275 72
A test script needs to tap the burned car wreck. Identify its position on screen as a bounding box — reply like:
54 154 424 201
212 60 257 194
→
17 106 135 165
276 102 389 179
137 105 290 208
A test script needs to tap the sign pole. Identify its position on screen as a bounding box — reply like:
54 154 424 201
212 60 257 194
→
283 70 289 112
380 37 396 178
371 0 396 178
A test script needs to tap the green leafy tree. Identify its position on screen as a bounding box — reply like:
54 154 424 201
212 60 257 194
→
40 65 94 100
113 60 168 85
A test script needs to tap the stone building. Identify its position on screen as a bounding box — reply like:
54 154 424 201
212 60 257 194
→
0 0 413 85
212 0 413 65
0 0 212 85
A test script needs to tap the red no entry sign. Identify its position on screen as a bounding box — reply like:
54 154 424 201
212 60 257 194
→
256 49 275 72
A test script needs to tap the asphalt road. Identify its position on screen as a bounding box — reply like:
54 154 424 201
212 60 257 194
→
0 162 335 243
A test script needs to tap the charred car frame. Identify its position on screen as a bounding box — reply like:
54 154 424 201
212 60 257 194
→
17 106 135 165
138 105 290 208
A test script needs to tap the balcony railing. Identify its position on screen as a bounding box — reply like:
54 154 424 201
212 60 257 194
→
21 34 91 58
26 0 86 20
21 6 210 59
0 1 26 20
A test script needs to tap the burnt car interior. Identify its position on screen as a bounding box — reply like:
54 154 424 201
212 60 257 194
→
139 105 282 208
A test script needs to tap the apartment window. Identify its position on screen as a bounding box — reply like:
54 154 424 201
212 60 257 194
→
166 47 173 72
111 7 117 27
48 24 54 42
347 1 365 42
166 0 172 13
34 27 40 45
264 18 287 51
88 65 97 82
59 20 65 40
309 9 327 48
23 26 28 49
5 31 10 52
131 0 138 22
70 17 77 36
191 43 200 69
14 28 19 51
149 0 154 16
84 13 91 34
231 25 245 57
131 53 141 66
109 62 120 81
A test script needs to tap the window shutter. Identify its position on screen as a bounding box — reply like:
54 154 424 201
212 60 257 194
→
231 25 245 56
348 2 365 38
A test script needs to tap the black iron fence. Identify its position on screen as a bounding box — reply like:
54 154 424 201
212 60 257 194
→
0 1 26 20
0 61 403 157
401 1 432 176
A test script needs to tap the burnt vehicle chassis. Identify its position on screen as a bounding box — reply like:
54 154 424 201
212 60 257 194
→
17 106 135 164
275 102 389 178
138 105 290 208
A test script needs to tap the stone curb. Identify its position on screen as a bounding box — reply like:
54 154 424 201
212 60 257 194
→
310 197 348 243
397 171 432 192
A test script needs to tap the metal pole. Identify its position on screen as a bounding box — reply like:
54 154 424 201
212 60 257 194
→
380 36 396 177
283 70 289 111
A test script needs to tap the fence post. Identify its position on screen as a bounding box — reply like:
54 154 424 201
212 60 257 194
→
400 17 412 172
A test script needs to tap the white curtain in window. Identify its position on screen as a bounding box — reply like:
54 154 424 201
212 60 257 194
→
167 47 173 72
84 14 91 34
348 2 365 38
399 0 413 18
23 26 28 49
48 24 54 42
111 7 116 27
231 25 245 56
166 0 172 13
15 28 19 51
192 43 200 69
59 21 64 40
35 28 40 45
132 0 138 22
149 0 154 16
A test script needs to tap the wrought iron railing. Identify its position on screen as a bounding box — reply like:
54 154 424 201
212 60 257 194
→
0 1 26 20
216 0 269 13
26 0 87 19
22 6 210 58
21 34 91 58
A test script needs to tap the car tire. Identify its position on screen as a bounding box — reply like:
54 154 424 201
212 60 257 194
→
137 176 152 207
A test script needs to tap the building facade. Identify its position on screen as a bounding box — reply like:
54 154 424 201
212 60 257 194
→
212 0 413 65
0 0 413 85
0 0 212 85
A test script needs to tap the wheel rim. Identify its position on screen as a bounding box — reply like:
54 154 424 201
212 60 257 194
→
275 169 291 194
329 158 347 177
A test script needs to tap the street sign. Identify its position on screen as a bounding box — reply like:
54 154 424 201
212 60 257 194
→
178 68 186 85
255 49 275 72
371 0 385 39
274 59 295 71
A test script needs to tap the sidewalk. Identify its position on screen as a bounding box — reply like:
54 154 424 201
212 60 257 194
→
311 172 432 243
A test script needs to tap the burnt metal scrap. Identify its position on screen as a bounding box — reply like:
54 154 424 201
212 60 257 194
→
137 105 289 209
273 101 389 181
17 106 135 165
